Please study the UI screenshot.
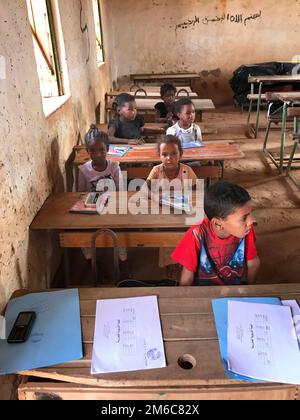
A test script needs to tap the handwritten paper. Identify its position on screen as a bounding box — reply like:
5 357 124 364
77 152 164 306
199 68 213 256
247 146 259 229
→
91 296 166 374
282 300 300 346
227 301 300 384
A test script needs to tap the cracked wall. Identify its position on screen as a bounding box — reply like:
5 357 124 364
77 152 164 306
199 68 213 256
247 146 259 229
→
0 0 112 311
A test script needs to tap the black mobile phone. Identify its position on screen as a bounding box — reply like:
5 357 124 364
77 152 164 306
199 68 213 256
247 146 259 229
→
7 311 36 343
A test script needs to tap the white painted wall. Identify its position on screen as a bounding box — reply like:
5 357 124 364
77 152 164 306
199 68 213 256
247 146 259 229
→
104 0 300 104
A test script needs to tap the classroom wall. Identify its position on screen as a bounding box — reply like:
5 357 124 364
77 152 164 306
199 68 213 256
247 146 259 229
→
0 0 112 312
104 0 300 105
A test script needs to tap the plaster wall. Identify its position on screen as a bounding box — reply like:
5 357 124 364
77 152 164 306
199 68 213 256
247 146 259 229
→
0 0 112 311
105 0 300 104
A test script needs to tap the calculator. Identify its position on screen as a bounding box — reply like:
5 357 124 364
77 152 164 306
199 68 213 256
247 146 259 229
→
7 311 36 343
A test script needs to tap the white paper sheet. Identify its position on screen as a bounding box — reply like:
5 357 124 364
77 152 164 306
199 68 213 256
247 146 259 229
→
227 301 300 384
0 316 6 339
282 300 300 346
91 296 166 374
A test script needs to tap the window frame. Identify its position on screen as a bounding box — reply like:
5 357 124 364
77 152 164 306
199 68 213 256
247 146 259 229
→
93 0 105 65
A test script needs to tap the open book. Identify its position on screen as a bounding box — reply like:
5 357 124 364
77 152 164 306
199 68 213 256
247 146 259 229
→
107 145 131 157
160 194 191 213
181 141 204 149
69 193 109 214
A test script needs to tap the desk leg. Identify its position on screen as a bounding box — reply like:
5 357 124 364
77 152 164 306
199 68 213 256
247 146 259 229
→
255 82 262 138
286 140 298 174
219 161 224 179
279 102 288 173
287 115 299 174
64 248 71 288
246 83 254 125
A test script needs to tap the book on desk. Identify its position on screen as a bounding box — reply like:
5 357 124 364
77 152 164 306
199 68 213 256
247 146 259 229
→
107 145 131 157
160 194 191 213
69 192 109 214
181 141 204 149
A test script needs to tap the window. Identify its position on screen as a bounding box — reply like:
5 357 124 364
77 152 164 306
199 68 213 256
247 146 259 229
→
27 0 69 109
92 0 105 64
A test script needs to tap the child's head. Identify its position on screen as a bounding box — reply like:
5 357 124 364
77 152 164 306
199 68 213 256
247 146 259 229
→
204 181 253 239
85 125 109 165
160 83 177 106
157 135 182 170
113 93 137 121
174 97 196 126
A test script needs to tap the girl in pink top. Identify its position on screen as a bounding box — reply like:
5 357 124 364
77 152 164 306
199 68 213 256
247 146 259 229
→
78 125 123 193
79 125 130 279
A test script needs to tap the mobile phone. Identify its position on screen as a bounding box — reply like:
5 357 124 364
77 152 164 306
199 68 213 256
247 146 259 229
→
84 192 101 208
7 311 36 343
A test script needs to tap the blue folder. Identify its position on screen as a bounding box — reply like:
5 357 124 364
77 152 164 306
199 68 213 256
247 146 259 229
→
0 289 83 375
181 141 204 149
212 297 281 382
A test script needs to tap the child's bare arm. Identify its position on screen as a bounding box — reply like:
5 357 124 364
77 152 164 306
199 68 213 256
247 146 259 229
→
179 267 194 286
247 256 260 284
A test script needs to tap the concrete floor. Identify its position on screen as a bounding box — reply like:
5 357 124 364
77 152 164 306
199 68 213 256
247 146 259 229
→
1 106 299 399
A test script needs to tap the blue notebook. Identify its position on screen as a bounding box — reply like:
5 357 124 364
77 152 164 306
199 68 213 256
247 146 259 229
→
181 141 204 149
212 296 282 382
108 146 131 157
0 289 82 375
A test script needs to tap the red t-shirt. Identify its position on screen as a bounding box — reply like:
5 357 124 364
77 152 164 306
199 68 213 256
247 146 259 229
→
172 218 257 285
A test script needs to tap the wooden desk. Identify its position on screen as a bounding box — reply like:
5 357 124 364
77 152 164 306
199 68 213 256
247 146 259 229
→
74 143 244 169
247 75 300 138
130 73 200 88
106 98 215 123
17 284 300 400
263 91 300 172
30 192 203 232
30 191 204 285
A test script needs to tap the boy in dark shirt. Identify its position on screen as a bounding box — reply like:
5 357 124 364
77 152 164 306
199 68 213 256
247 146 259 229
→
154 83 178 126
172 181 260 286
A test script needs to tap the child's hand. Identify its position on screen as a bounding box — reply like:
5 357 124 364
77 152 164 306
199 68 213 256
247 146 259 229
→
128 138 145 145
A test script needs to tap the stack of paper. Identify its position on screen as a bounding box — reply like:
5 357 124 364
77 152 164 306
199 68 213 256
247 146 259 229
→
212 298 300 384
91 296 166 374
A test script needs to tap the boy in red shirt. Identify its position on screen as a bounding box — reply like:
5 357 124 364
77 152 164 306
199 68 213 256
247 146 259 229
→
172 181 260 286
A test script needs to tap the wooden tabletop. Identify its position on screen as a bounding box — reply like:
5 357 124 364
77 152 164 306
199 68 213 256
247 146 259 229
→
106 98 215 112
248 75 300 84
74 143 243 166
30 192 203 231
17 284 300 392
265 91 300 102
131 73 200 81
